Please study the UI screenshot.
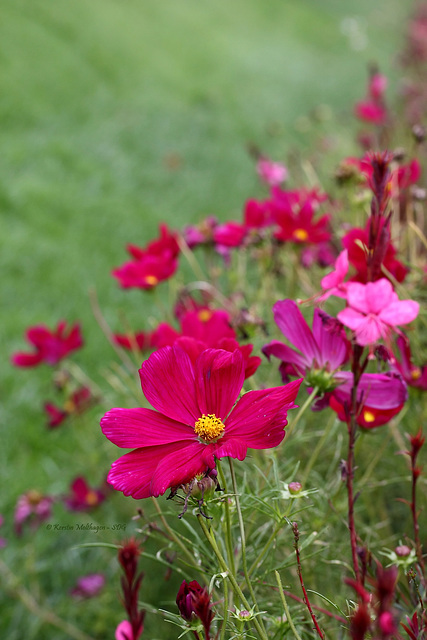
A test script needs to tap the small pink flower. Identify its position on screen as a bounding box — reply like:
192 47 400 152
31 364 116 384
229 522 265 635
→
14 490 53 536
64 477 106 511
70 573 105 599
256 157 288 186
101 347 302 499
12 321 83 367
337 279 419 347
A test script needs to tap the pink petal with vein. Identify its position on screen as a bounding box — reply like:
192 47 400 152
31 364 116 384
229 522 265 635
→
195 349 245 420
379 300 419 327
101 407 194 448
139 346 199 424
150 442 208 496
273 300 321 363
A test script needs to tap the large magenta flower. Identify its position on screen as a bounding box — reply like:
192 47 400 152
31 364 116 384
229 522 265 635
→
101 346 302 499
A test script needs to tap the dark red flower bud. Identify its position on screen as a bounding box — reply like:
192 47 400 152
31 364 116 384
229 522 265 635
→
176 580 213 639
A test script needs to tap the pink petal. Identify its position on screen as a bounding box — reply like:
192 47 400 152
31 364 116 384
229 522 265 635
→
195 349 245 420
101 408 195 448
312 309 348 370
150 442 207 496
139 346 199 425
115 620 133 640
225 378 302 448
107 441 191 499
354 316 386 346
203 438 248 466
379 300 419 327
364 279 394 314
11 352 43 367
262 340 309 371
321 249 348 290
337 307 365 331
346 282 368 314
273 300 321 363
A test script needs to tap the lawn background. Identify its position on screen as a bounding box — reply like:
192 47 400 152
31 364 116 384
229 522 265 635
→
0 1 417 638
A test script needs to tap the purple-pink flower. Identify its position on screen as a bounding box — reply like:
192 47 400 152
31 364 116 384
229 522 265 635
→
262 299 349 390
337 279 419 347
101 346 302 499
256 157 288 186
70 573 105 599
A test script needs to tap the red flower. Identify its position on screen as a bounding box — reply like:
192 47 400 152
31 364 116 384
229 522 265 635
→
12 321 83 367
44 402 68 428
64 476 106 511
114 331 156 352
101 346 301 499
270 187 331 245
113 224 179 290
176 580 213 639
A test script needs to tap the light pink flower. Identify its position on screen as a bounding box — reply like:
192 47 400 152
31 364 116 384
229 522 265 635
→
256 158 288 186
101 347 302 499
337 279 419 346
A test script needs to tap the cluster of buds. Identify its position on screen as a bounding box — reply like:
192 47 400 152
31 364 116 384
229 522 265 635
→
116 539 145 640
176 580 214 640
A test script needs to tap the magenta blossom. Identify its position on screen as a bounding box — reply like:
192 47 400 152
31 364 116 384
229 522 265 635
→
70 573 105 599
337 279 419 347
14 490 53 535
263 300 349 391
12 321 83 367
101 347 302 499
256 157 288 186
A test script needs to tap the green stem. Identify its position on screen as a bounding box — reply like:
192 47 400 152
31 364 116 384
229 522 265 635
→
301 413 336 485
275 570 303 640
228 459 268 638
220 577 229 640
285 386 319 441
151 497 201 570
197 516 268 640
216 460 236 578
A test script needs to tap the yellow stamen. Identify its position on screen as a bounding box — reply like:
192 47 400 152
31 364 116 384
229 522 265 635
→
363 410 376 423
194 413 225 442
411 368 422 381
85 490 99 506
145 275 159 286
293 228 309 242
198 309 212 322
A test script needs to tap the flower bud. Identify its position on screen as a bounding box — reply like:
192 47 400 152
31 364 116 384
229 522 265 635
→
176 580 213 638
288 482 302 495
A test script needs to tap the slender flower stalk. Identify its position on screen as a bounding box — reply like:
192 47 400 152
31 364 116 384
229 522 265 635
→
196 515 269 640
292 522 325 639
275 571 304 640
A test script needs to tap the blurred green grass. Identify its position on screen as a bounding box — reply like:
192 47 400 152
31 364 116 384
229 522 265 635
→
0 1 417 638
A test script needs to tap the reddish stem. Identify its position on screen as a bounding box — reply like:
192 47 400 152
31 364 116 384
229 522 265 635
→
292 522 326 639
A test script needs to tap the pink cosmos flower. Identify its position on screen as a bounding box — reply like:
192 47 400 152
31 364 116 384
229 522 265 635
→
270 187 331 245
354 101 387 125
12 321 83 367
329 371 408 428
262 300 350 389
256 157 288 186
14 490 53 535
337 279 419 347
101 346 302 499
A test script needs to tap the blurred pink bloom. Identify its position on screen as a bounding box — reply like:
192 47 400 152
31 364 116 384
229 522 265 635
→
256 157 288 186
101 346 301 499
243 199 273 229
183 216 218 249
369 73 387 100
14 490 53 536
115 620 143 640
270 187 331 245
70 573 105 599
64 476 107 511
337 279 419 347
44 402 68 428
355 101 387 125
12 321 83 367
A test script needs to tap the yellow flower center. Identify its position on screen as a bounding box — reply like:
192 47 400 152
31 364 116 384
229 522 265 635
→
293 228 309 242
145 275 159 286
198 309 213 322
85 490 99 506
363 410 376 423
411 367 422 381
194 413 225 442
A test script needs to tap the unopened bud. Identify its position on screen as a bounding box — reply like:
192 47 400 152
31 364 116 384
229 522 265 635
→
288 482 302 495
395 545 411 557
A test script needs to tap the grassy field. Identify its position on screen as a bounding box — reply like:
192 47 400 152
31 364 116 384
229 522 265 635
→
0 1 417 638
